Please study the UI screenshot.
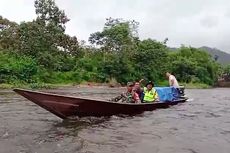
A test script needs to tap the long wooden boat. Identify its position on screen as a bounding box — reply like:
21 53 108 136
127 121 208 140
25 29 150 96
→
13 88 188 119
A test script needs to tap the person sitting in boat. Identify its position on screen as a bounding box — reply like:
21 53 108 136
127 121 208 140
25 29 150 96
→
133 79 145 102
143 81 159 103
110 82 141 103
122 82 141 103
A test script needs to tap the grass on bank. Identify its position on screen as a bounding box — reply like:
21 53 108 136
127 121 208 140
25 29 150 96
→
181 82 211 89
155 80 211 89
0 83 73 89
0 81 211 90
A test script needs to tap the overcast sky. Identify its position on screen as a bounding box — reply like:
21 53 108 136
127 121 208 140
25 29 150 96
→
0 0 230 52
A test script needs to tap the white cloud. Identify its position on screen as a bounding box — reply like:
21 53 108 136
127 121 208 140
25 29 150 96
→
0 0 230 52
0 0 35 22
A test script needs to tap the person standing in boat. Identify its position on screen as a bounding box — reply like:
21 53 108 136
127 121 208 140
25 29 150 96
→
143 81 159 103
166 72 179 88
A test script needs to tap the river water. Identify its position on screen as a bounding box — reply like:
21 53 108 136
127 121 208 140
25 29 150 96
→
0 87 230 153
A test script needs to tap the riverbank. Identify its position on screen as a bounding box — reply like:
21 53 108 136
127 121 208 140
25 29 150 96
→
0 82 212 89
181 83 211 89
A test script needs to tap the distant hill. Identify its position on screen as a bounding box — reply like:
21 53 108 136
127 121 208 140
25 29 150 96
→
168 46 230 65
199 46 230 65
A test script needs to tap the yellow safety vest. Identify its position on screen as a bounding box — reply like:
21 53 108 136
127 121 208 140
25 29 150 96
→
143 87 158 102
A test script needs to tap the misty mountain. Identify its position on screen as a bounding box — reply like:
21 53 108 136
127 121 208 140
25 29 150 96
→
168 46 230 65
199 46 230 65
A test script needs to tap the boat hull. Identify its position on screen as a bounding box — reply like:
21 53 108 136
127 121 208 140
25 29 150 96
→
13 88 187 119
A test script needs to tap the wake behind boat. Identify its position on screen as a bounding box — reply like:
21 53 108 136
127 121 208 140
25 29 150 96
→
13 87 188 119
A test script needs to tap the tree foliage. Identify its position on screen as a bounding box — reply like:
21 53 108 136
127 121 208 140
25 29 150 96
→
0 0 79 70
0 1 225 86
89 17 139 52
169 47 221 85
132 39 169 81
34 0 69 30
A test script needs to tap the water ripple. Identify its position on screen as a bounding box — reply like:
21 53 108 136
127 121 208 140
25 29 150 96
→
1 88 230 153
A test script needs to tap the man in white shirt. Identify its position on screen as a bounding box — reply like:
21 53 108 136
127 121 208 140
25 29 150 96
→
166 72 179 88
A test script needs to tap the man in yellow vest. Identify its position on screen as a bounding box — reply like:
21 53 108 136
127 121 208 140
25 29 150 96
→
143 81 159 102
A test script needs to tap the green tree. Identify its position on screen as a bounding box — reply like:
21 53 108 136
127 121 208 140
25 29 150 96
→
0 52 38 83
34 0 69 30
2 0 79 70
98 53 134 83
224 64 230 77
169 46 221 85
89 17 139 52
132 39 169 81
0 16 19 50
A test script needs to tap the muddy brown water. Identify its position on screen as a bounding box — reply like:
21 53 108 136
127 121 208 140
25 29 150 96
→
0 87 230 153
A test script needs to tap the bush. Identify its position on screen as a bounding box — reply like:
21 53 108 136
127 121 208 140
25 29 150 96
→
0 52 38 83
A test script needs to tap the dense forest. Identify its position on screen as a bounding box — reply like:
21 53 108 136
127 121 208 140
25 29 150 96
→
0 0 229 88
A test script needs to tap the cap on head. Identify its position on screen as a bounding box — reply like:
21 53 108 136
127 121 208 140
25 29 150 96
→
146 81 154 87
127 82 134 87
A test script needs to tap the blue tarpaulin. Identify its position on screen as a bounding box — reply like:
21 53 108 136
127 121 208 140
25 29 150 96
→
155 87 180 102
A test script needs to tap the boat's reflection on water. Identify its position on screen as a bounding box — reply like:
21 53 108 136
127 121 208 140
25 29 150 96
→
54 114 131 129
44 116 112 139
57 116 111 128
48 114 140 138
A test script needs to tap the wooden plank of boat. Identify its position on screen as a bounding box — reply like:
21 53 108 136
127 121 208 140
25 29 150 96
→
13 88 187 119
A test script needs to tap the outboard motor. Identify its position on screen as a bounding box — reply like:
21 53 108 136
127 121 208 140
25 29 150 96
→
177 86 187 100
178 86 185 96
